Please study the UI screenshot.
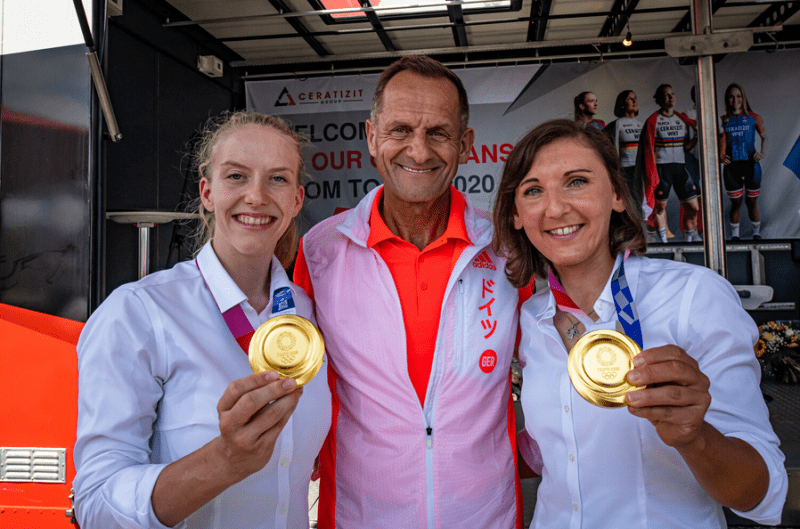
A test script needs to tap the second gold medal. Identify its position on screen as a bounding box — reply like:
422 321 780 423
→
567 329 643 408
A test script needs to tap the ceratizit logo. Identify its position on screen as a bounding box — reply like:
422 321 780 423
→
273 87 365 107
274 87 296 107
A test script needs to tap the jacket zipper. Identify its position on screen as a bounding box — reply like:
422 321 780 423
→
457 278 466 364
425 424 434 528
372 246 437 527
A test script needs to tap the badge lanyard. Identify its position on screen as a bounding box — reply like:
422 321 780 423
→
548 254 643 349
196 258 296 354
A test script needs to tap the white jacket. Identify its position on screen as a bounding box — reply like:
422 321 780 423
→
301 186 522 528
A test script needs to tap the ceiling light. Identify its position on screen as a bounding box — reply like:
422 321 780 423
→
623 29 632 47
320 0 512 20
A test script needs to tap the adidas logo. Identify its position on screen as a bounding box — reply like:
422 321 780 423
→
472 251 496 271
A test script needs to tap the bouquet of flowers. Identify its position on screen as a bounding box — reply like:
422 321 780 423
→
755 321 800 384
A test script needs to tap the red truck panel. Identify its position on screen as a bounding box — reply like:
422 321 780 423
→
0 303 83 527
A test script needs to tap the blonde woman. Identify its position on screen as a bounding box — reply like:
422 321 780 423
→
74 112 330 529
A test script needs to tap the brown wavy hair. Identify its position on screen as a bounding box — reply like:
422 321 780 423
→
190 111 306 269
493 119 646 288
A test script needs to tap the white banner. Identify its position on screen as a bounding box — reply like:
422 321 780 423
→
247 55 800 240
246 75 378 115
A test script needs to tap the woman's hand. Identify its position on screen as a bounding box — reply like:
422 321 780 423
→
624 344 711 450
152 370 301 526
215 370 302 481
623 345 770 511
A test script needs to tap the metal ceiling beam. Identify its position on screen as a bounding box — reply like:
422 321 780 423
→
527 0 552 42
243 48 662 78
217 15 559 43
446 0 469 48
598 0 640 38
221 21 464 43
360 0 396 52
673 0 728 64
266 0 329 56
164 0 516 27
672 0 727 33
240 37 800 79
231 24 782 67
231 30 699 67
747 1 800 29
164 3 685 28
217 8 690 44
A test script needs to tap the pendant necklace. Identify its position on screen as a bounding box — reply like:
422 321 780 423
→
565 314 581 340
557 309 597 343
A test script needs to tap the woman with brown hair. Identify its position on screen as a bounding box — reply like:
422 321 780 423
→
494 119 786 528
603 90 643 210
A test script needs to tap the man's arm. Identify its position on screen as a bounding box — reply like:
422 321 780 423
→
625 269 787 521
152 374 301 526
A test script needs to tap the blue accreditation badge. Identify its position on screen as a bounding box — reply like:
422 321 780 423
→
271 286 295 314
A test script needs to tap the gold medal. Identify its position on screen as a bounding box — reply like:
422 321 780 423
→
248 315 325 387
567 329 642 408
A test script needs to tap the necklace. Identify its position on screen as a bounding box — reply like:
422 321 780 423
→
549 255 644 359
556 309 598 343
565 313 582 340
554 310 587 347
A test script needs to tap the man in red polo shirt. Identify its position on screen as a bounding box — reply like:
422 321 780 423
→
294 56 524 528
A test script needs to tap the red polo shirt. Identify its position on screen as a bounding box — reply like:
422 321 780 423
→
367 187 470 405
294 187 470 406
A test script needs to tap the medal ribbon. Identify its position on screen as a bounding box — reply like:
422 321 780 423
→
548 252 643 349
196 259 296 354
222 307 257 354
610 258 643 349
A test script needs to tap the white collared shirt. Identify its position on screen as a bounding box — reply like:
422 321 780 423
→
519 255 787 529
74 243 331 529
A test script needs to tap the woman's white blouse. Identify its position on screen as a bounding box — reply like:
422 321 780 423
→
73 243 331 529
519 255 787 529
